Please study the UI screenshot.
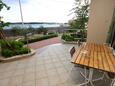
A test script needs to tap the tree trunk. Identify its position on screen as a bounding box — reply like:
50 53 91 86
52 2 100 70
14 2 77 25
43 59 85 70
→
0 30 12 49
0 30 5 39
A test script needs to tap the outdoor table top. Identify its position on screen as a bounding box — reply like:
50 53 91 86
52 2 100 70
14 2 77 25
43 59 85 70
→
71 42 115 73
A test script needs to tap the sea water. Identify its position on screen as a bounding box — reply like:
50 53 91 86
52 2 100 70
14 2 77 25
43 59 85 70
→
4 23 61 29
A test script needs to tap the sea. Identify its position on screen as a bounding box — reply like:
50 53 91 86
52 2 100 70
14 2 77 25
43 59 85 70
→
4 23 61 29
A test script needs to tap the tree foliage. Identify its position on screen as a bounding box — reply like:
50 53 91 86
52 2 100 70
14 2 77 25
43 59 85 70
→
11 27 20 36
36 26 48 35
68 0 90 42
0 0 10 38
0 0 10 11
0 0 12 48
69 0 90 29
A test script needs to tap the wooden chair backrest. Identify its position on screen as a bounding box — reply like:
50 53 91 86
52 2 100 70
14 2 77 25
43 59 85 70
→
70 47 75 57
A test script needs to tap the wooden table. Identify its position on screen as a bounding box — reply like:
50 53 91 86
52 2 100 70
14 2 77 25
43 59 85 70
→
71 42 115 86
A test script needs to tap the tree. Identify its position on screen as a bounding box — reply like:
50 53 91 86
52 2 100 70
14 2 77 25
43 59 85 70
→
0 0 11 48
69 0 90 29
0 20 10 39
69 0 90 41
27 26 35 35
42 27 48 35
11 27 20 36
36 26 48 35
0 0 10 39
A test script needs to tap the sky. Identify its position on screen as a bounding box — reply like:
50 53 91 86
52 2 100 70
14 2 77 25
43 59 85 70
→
0 0 75 23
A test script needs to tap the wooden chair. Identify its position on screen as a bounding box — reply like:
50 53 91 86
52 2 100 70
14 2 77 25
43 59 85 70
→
69 46 86 68
69 46 89 83
69 46 78 67
70 46 76 57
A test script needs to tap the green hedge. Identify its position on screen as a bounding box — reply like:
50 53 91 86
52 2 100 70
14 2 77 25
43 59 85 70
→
20 34 58 44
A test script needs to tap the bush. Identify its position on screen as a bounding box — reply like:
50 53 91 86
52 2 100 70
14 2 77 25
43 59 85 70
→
0 40 8 49
61 32 87 42
61 33 74 41
0 40 24 49
70 33 81 38
15 47 30 55
20 47 30 54
20 34 58 44
1 49 14 57
0 40 30 57
1 47 30 57
9 40 24 49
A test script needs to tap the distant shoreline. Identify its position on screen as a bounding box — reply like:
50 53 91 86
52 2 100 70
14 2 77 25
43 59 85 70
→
4 22 69 29
9 22 67 24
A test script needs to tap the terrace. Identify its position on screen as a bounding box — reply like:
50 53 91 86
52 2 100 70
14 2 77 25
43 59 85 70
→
0 43 112 86
0 0 115 86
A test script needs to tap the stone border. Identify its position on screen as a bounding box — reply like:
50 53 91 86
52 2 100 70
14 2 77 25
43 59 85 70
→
0 49 36 62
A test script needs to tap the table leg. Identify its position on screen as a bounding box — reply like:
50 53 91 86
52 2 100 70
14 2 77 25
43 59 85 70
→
92 72 105 82
76 68 105 86
88 68 95 86
85 67 87 86
76 68 93 86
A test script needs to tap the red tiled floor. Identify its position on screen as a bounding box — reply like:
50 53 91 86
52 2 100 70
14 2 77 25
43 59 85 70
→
28 37 61 49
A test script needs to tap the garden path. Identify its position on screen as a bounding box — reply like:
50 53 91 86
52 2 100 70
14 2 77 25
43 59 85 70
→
28 37 61 49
